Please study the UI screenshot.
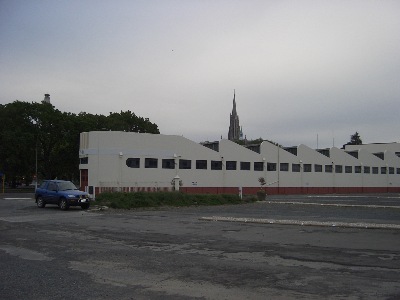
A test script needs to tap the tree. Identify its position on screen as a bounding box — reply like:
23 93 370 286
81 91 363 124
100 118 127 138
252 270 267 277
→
0 101 37 186
0 100 160 187
349 132 363 145
257 177 267 200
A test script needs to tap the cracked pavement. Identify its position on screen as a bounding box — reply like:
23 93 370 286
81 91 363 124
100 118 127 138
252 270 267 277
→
1 193 400 299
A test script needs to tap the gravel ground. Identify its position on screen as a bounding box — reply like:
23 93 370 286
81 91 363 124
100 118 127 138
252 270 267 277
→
1 193 400 299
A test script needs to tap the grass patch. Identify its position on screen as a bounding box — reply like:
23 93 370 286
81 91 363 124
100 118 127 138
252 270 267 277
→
95 192 256 209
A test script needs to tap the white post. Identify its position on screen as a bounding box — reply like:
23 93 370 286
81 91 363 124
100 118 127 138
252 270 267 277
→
174 175 180 192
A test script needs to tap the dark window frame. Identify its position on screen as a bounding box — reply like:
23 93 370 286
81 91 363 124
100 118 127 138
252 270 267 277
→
325 165 333 173
196 160 207 170
280 163 289 172
267 162 276 171
240 161 251 171
145 158 158 168
254 162 264 171
126 158 140 168
303 164 312 172
211 160 222 170
226 161 237 170
335 165 343 173
292 164 301 172
179 159 191 169
162 159 175 169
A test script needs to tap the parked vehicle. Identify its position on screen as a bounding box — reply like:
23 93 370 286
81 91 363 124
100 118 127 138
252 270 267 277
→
35 180 91 210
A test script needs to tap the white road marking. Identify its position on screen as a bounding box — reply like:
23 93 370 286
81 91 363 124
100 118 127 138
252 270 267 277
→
0 211 100 223
200 216 400 230
267 201 400 209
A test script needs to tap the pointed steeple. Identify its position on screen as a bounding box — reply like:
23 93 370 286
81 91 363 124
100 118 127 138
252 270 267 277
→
232 89 236 115
228 89 241 141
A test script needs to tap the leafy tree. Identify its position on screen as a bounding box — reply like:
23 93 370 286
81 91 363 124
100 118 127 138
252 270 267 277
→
0 100 159 187
348 132 363 145
0 101 38 186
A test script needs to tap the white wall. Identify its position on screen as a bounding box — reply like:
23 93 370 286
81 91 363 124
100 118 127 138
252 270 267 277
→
79 132 400 192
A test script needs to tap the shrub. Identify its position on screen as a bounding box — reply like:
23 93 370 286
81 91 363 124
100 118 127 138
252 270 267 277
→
95 192 252 209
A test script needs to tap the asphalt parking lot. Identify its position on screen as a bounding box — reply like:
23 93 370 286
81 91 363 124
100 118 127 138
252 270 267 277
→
1 193 400 299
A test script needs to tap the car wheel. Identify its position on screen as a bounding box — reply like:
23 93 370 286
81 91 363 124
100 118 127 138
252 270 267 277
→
81 203 90 210
59 198 69 210
37 197 46 208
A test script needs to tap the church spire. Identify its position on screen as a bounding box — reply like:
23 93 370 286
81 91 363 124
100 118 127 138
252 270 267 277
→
228 90 241 141
232 89 236 115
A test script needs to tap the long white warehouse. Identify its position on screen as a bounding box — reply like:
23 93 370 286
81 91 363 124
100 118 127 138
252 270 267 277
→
79 131 400 196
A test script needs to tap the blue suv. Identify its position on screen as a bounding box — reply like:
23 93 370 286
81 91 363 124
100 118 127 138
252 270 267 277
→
35 180 91 210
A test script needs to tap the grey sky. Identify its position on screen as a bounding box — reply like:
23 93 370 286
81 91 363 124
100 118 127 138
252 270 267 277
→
1 0 399 149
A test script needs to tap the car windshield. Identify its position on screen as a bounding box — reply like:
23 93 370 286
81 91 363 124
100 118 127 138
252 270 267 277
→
58 181 78 191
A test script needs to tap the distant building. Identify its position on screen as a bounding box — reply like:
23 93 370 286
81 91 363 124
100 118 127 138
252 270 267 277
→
228 91 242 141
79 131 400 196
42 94 51 104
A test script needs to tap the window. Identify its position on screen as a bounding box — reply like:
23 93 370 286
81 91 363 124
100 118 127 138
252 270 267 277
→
267 162 276 171
372 167 379 174
145 158 158 168
325 165 332 173
335 165 343 173
381 167 387 174
355 166 361 173
314 164 322 172
226 161 237 170
364 166 370 174
397 168 400 175
284 147 298 156
240 161 250 170
162 159 174 169
347 151 358 159
254 162 264 171
373 152 384 160
196 160 207 170
280 163 289 171
304 164 312 172
80 157 88 164
39 181 47 189
389 167 394 174
292 164 300 172
179 159 191 169
211 160 222 170
345 166 352 173
126 158 140 168
48 182 57 191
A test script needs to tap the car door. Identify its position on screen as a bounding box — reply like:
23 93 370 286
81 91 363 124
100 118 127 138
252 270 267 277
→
45 182 59 204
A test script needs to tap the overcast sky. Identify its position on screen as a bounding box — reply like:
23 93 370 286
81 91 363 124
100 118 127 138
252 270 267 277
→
1 0 399 149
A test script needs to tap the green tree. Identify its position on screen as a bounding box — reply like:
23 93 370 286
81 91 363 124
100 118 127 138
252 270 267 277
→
348 132 363 145
104 110 159 133
0 101 160 187
0 101 37 186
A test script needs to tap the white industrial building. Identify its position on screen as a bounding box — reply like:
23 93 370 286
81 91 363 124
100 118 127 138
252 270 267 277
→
79 131 400 196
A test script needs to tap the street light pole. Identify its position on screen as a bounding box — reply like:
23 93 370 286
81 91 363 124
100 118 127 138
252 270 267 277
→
35 143 38 190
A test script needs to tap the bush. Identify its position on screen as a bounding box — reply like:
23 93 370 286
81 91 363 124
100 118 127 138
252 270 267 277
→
95 192 253 209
